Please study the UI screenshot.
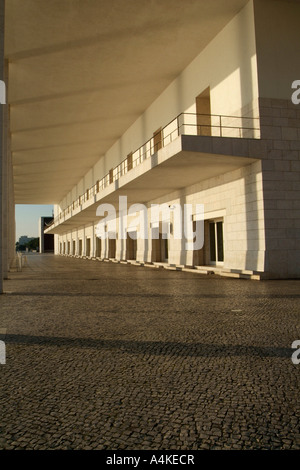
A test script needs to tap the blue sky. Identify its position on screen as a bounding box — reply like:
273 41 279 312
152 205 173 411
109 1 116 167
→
15 205 54 242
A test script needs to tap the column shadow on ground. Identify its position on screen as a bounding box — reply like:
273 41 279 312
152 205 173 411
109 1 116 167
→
4 334 292 358
4 292 300 298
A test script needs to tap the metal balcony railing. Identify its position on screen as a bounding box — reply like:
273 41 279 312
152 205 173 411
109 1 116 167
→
47 112 260 228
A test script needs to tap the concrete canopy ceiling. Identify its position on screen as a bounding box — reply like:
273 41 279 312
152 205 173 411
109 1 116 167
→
5 0 249 204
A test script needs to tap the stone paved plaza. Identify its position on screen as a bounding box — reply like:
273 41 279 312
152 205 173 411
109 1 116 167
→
0 254 299 450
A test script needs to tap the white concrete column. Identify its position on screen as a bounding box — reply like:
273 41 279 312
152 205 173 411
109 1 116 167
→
0 0 5 293
5 60 15 274
83 226 86 256
91 224 95 257
1 60 16 280
39 218 44 253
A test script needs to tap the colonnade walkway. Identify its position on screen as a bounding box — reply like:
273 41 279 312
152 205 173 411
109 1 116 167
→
0 253 299 450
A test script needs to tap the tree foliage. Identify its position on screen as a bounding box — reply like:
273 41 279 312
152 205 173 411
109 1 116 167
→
16 238 39 251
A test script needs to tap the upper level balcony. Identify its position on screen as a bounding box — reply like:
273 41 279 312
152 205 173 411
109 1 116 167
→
45 112 264 234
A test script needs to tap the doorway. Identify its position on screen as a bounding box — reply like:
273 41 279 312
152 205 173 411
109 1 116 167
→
151 228 169 263
126 232 137 260
196 87 211 136
86 238 91 257
95 237 101 258
108 238 116 259
153 128 162 153
127 152 133 171
209 219 224 265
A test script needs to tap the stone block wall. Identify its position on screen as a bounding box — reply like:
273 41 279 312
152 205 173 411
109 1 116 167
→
259 97 300 278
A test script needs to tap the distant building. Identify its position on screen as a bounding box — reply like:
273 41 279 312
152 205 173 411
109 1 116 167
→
18 235 34 246
39 217 54 253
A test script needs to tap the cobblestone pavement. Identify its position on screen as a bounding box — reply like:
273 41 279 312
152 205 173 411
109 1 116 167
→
0 253 299 450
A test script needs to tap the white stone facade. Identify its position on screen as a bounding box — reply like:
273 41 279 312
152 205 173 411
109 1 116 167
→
49 1 300 280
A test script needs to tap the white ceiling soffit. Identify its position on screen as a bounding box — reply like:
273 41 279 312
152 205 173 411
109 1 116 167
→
5 0 249 204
